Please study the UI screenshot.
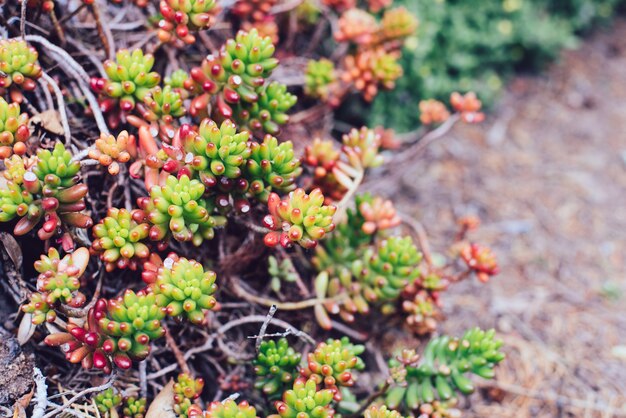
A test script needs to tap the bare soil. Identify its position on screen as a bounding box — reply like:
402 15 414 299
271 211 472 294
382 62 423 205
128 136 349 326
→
386 19 626 418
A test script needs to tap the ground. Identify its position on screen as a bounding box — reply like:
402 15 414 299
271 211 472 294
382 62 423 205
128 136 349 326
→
377 19 626 418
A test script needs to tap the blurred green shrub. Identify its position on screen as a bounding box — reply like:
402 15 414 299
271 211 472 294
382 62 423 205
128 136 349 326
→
369 0 623 132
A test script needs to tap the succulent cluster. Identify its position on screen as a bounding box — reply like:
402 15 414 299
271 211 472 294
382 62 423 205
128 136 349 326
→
300 337 365 401
91 49 161 112
150 253 219 324
304 59 338 104
254 338 302 395
0 97 29 158
460 242 499 282
269 378 335 418
91 207 151 271
263 188 337 249
88 131 133 175
386 328 505 411
174 373 205 416
95 388 123 417
158 0 217 45
0 39 42 97
0 142 92 243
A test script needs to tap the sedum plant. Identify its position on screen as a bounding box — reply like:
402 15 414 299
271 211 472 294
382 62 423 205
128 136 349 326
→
268 378 335 418
364 404 404 418
150 253 218 324
202 399 258 418
91 49 161 111
254 338 302 396
0 39 42 93
95 388 123 417
386 328 505 411
123 396 147 418
173 373 205 416
300 337 365 401
0 97 29 158
263 188 337 249
158 0 217 45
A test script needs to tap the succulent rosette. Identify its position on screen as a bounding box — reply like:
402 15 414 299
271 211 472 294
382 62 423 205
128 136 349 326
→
88 131 132 175
203 399 258 418
173 373 205 416
151 254 218 324
268 378 335 418
300 337 365 401
0 97 30 158
263 188 336 249
91 207 151 271
138 174 219 245
254 338 302 395
235 81 297 135
0 39 42 93
95 388 122 417
123 396 147 418
91 49 161 111
95 289 166 363
304 59 337 102
159 0 217 45
246 135 301 201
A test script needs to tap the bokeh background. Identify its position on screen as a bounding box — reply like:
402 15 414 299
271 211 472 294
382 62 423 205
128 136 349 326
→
362 0 626 416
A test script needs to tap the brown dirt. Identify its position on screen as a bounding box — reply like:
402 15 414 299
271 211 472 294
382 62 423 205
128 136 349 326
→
0 337 34 405
384 19 626 418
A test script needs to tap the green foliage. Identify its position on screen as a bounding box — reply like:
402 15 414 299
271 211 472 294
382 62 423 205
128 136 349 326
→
364 404 405 418
94 388 122 416
267 255 299 292
99 49 161 110
268 378 334 418
92 208 150 271
304 59 336 101
0 39 42 90
123 396 147 418
152 255 218 324
370 0 578 131
97 289 166 361
173 373 204 416
353 236 422 303
141 174 217 245
386 328 505 411
34 142 81 189
142 85 186 122
301 337 365 400
236 81 297 135
254 338 302 395
247 135 302 201
204 399 258 418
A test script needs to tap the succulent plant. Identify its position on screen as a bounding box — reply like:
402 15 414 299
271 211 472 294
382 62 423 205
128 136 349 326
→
385 328 505 411
246 135 301 201
203 399 258 418
263 188 336 249
232 0 277 22
165 69 192 97
335 9 377 45
356 193 401 235
91 207 151 271
304 59 337 103
302 138 346 203
186 119 251 183
123 396 147 418
95 289 166 362
151 253 218 324
173 373 204 416
366 0 391 13
138 174 218 245
22 292 56 325
95 388 123 417
33 142 81 190
0 143 92 241
353 236 422 304
419 100 450 126
142 85 186 125
401 289 441 336
450 92 485 124
342 49 402 102
269 378 335 418
364 404 404 418
34 247 88 307
341 127 384 170
268 255 299 292
235 81 296 135
91 49 161 111
377 7 418 44
300 337 365 401
460 243 499 283
188 29 279 117
0 39 42 92
0 97 29 158
159 0 217 44
89 131 132 175
254 338 302 395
